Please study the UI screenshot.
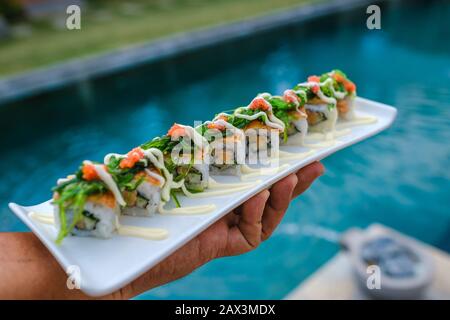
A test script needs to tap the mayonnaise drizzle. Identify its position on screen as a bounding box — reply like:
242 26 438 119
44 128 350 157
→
29 212 54 225
103 153 124 164
306 128 351 141
302 140 336 148
297 78 339 105
278 150 316 161
213 112 232 122
240 164 290 180
180 182 255 198
233 94 285 131
293 89 308 104
327 71 354 99
178 124 210 153
335 116 378 129
141 148 175 202
115 217 168 240
84 160 126 207
208 177 259 189
240 164 262 174
158 202 216 215
57 175 76 185
105 147 214 213
29 212 169 240
145 168 166 186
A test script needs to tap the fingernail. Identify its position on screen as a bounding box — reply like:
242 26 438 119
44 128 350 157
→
318 162 325 176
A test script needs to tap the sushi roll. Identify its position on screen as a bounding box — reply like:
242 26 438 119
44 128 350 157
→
54 192 119 239
201 116 246 176
265 89 308 146
129 171 164 216
227 95 285 161
174 161 209 193
142 124 210 193
104 147 166 217
52 161 125 243
294 75 338 133
168 124 210 192
321 69 357 120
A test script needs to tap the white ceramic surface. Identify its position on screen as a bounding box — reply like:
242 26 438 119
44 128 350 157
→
9 97 397 297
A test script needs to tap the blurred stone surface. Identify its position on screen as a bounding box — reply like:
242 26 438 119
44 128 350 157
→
285 225 450 300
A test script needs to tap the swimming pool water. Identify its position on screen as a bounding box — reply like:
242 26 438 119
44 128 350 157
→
0 0 449 299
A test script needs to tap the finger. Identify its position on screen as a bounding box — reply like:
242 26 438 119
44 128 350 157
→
225 190 270 256
292 161 324 199
237 190 270 248
223 211 240 227
261 174 298 241
268 174 298 212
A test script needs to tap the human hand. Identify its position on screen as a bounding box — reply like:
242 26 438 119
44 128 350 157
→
0 162 324 299
112 161 325 299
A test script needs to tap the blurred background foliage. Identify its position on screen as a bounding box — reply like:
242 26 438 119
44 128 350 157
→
0 0 316 77
0 0 26 23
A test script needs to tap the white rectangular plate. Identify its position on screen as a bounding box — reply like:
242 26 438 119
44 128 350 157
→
9 97 396 297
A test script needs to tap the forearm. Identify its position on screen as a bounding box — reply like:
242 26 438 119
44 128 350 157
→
118 234 218 299
0 163 323 299
0 232 86 299
0 232 215 299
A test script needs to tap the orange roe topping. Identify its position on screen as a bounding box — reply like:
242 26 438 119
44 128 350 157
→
167 123 186 137
333 73 346 83
207 122 226 131
82 164 100 181
311 85 320 94
345 81 356 93
217 115 228 122
332 73 356 93
120 147 145 169
248 97 271 111
283 89 299 105
308 75 320 83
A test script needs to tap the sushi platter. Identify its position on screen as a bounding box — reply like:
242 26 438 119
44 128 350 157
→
9 70 397 296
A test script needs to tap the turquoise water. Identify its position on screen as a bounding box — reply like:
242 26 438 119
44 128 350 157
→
0 1 449 299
